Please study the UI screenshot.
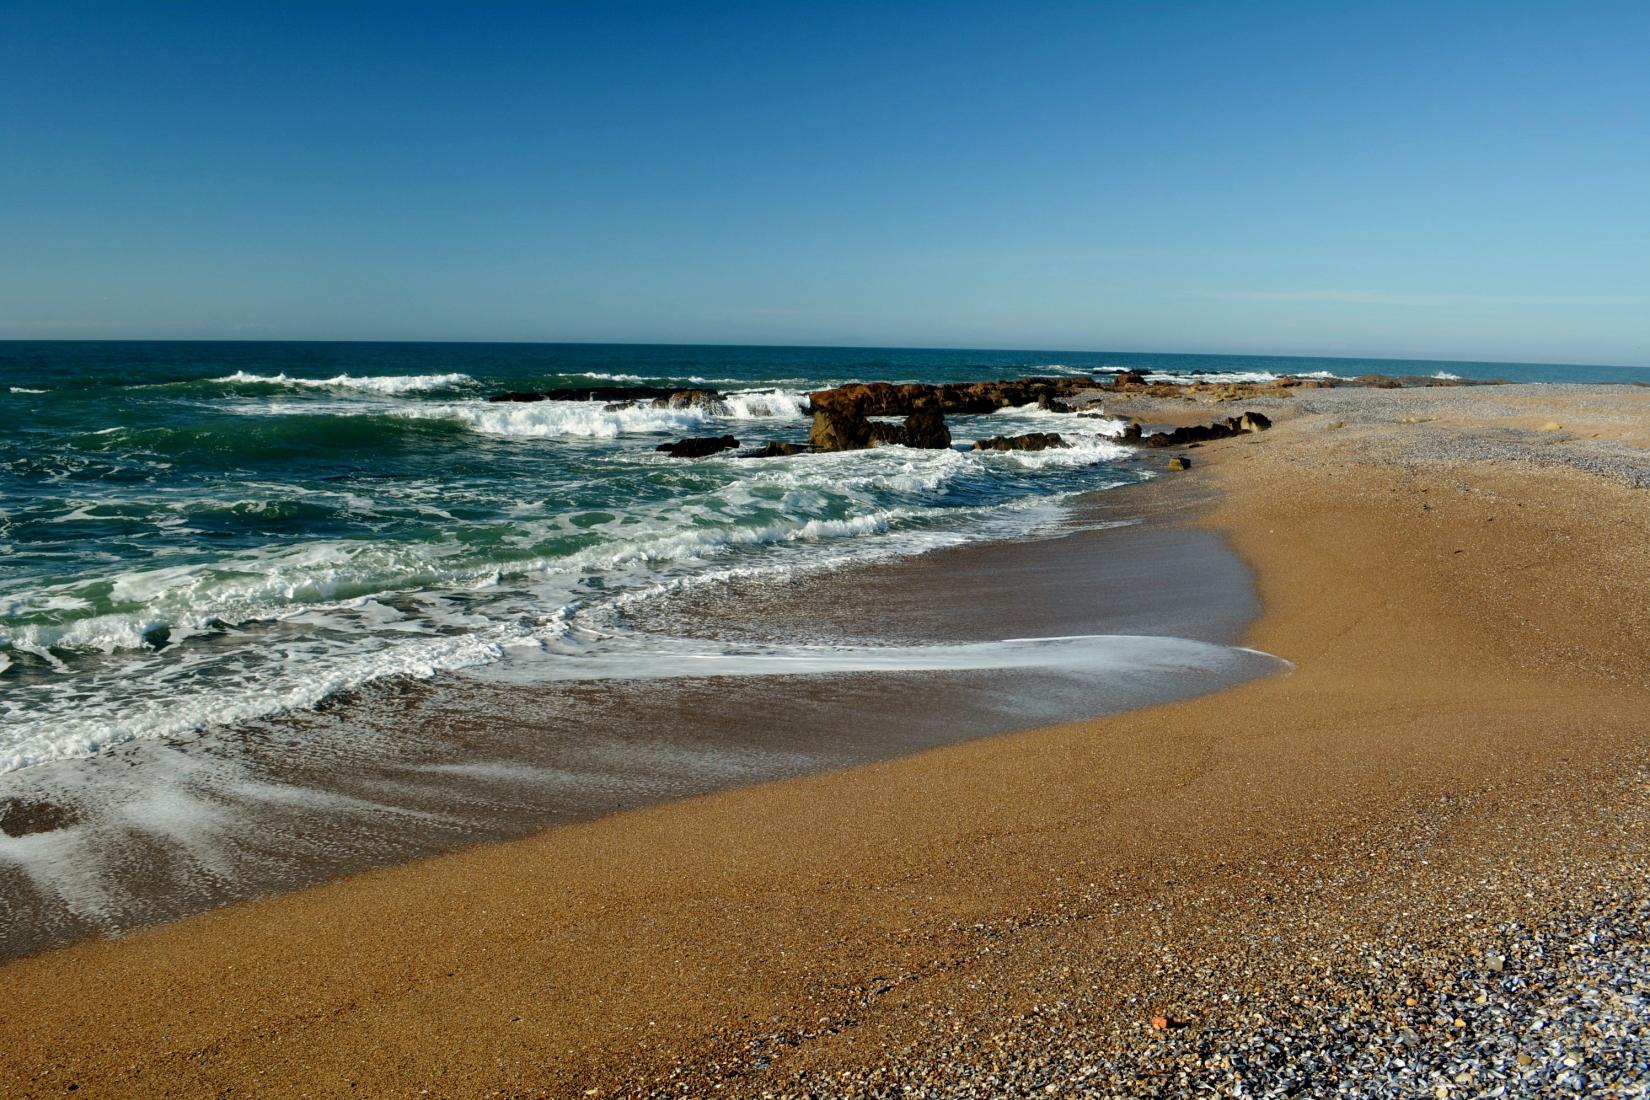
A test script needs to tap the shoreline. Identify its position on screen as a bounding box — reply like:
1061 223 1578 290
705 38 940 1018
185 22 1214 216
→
3 385 1649 1096
0 459 1266 962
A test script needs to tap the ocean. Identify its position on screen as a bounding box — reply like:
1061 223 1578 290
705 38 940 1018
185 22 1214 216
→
1 341 1644 778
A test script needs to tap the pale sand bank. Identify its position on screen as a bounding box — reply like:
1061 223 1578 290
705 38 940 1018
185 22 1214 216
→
3 384 1649 1097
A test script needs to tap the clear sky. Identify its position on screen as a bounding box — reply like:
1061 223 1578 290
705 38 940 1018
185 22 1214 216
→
3 1 1647 365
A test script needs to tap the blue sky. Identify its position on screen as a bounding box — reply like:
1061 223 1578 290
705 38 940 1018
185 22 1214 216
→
3 1 1646 364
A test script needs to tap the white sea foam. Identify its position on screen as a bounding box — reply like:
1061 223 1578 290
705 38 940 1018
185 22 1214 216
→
3 372 1158 776
0 470 1079 773
480 631 1285 683
8 386 47 394
408 388 809 438
1142 369 1342 385
413 399 708 439
0 629 509 773
215 371 474 394
575 371 817 387
722 388 809 419
1432 371 1462 380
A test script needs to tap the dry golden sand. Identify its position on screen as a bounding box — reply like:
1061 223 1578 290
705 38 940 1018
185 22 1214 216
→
3 391 1649 1097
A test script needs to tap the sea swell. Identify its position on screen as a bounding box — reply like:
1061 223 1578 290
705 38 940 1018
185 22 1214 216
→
0 349 1156 776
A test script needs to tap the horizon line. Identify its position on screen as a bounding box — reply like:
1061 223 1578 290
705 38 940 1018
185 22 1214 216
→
0 336 1643 372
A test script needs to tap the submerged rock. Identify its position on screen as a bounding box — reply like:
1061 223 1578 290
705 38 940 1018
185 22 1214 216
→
655 435 740 459
652 389 727 413
972 432 1070 452
738 441 814 458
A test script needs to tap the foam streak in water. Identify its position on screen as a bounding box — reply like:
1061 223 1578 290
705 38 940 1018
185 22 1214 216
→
482 632 1287 683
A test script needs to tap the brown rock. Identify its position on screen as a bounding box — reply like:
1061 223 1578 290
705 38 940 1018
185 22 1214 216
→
901 407 952 449
972 432 1069 452
1168 456 1191 471
808 377 1096 419
808 407 952 452
1131 410 1273 448
808 409 874 452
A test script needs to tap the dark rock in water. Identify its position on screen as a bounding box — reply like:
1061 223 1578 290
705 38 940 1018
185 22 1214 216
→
489 385 704 404
807 406 951 452
808 376 1096 419
1120 422 1143 442
655 435 739 459
739 441 814 458
802 377 1097 452
495 386 733 413
1168 456 1191 471
1038 395 1075 413
0 797 78 837
972 432 1070 452
808 408 872 451
902 407 952 449
1133 409 1273 448
1112 370 1148 387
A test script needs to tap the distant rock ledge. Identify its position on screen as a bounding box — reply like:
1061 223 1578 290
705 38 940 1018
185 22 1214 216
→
491 369 1477 458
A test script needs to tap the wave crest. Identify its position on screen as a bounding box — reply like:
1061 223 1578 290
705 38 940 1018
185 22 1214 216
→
214 371 474 394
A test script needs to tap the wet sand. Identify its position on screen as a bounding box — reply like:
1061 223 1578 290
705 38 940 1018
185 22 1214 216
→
0 468 1262 961
3 385 1649 1097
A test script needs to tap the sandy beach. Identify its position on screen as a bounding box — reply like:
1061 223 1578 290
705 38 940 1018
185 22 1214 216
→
4 383 1649 1097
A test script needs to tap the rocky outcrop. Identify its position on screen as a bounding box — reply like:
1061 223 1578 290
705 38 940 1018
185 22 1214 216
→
1167 456 1191 471
901 407 951 449
972 432 1070 452
808 377 1097 420
1132 411 1271 448
655 435 739 459
801 377 1096 453
807 407 952 452
1111 370 1148 387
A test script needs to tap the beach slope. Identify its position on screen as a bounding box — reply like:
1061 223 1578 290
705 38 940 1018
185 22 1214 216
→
3 384 1649 1097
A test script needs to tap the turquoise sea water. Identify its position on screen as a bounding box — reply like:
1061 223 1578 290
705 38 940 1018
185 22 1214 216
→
1 342 1642 773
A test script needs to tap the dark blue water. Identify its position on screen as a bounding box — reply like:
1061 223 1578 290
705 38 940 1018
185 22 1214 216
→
0 341 1638 773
